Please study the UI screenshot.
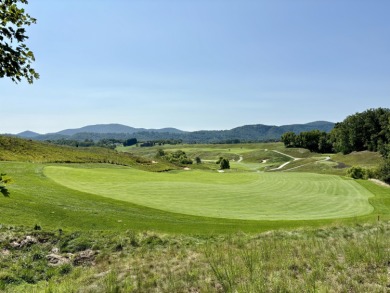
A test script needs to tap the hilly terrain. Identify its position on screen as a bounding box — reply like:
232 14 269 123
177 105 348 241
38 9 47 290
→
13 121 335 143
55 124 185 136
1 126 389 292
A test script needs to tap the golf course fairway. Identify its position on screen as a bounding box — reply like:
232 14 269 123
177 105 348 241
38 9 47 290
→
44 166 374 220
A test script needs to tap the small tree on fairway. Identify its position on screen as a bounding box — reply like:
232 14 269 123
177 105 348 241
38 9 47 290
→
0 173 11 197
219 158 230 170
195 156 201 164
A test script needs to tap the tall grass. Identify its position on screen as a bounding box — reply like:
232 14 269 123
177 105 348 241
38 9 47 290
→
2 222 389 292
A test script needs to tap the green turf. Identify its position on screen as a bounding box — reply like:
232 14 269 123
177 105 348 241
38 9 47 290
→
44 166 374 221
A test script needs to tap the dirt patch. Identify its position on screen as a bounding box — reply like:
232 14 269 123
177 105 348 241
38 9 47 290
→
46 253 72 266
73 249 98 266
9 235 37 249
333 162 349 169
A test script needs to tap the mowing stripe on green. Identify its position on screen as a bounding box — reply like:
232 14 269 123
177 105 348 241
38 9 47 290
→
44 166 374 220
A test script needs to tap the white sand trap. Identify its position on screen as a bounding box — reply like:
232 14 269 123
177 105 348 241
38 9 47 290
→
369 179 390 188
183 167 191 171
262 159 268 163
217 170 225 173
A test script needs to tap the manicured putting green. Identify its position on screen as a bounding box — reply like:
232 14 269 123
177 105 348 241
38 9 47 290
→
44 166 374 220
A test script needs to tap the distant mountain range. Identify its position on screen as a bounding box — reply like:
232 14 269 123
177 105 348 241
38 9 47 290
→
14 121 335 143
55 124 185 136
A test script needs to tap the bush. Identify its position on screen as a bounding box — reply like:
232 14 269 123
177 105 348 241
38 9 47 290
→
0 173 11 197
156 149 165 157
163 150 192 165
347 166 366 179
219 158 230 170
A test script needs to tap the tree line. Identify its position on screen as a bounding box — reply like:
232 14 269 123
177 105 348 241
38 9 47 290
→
281 108 390 183
282 108 390 156
45 138 132 149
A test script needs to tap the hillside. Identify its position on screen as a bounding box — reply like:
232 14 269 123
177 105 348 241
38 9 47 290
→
0 136 174 172
14 121 335 143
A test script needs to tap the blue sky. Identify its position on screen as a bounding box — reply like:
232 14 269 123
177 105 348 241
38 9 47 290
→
1 0 390 134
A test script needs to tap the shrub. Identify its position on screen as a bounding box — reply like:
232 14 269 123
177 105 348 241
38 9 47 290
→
219 158 230 170
163 150 192 165
156 148 165 157
347 166 366 179
58 264 73 276
0 173 11 197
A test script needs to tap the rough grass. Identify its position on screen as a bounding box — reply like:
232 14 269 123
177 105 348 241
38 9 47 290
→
44 166 374 221
121 142 381 175
332 151 383 168
2 222 390 292
0 136 175 172
119 142 290 163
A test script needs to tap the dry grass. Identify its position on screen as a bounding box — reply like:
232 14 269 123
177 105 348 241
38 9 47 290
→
3 222 390 292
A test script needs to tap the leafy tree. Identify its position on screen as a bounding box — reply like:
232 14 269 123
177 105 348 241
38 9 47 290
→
1 0 39 83
378 159 390 184
123 138 137 147
318 133 333 153
195 156 201 164
378 141 390 159
219 158 230 170
330 108 390 155
281 132 297 148
282 130 333 153
0 173 11 196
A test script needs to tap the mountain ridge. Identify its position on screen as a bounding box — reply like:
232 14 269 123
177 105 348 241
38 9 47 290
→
13 121 335 143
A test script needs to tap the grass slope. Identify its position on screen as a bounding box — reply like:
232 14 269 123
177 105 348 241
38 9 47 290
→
2 161 388 234
44 166 374 220
0 135 174 172
0 162 304 234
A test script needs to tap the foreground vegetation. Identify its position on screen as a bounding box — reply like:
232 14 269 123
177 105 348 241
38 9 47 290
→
1 222 389 292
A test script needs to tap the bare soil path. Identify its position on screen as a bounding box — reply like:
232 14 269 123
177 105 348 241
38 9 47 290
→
269 150 301 171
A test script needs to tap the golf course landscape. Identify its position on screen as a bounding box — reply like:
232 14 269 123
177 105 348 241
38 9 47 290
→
2 0 390 291
1 109 390 292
